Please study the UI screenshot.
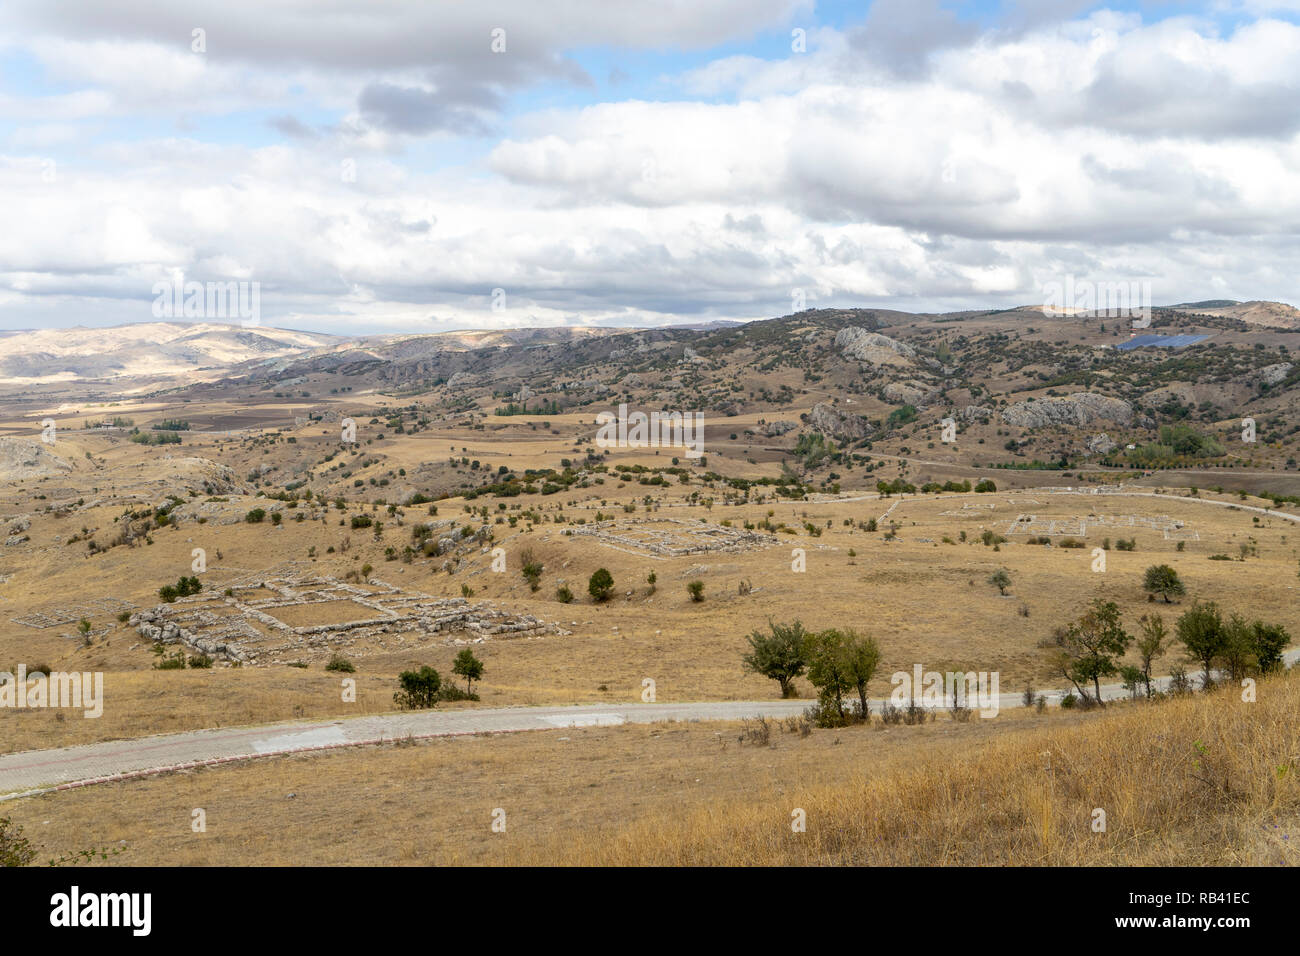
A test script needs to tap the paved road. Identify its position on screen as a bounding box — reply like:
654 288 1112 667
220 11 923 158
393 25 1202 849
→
5 644 1296 801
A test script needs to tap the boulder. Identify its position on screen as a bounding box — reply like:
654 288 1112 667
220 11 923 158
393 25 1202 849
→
808 402 873 441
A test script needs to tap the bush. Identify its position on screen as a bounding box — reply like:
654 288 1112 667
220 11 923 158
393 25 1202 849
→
0 817 37 867
687 580 705 602
188 654 213 669
738 715 772 746
394 666 441 709
325 653 355 673
588 567 614 602
437 683 478 702
245 508 266 523
555 585 574 603
155 652 187 670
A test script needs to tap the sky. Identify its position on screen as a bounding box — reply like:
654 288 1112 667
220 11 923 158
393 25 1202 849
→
1 0 1299 335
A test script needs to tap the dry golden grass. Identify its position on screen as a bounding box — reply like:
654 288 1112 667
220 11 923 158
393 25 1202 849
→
2 397 1297 758
3 703 1077 865
510 673 1300 866
5 676 1295 866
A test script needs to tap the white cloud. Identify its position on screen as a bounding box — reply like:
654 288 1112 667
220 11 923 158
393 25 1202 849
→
0 3 1297 332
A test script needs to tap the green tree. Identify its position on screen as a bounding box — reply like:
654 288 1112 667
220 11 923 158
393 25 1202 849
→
1250 620 1291 674
452 648 484 696
393 666 441 709
742 619 810 699
1218 613 1257 681
806 629 854 725
588 567 614 602
687 580 705 602
1177 602 1226 689
1119 664 1145 701
1052 599 1132 707
989 568 1011 595
1135 613 1168 698
842 630 882 716
1142 564 1186 603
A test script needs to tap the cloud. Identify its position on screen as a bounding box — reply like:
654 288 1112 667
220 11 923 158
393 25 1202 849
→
0 3 1297 333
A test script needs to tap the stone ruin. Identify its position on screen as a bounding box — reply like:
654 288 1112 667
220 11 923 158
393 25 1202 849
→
130 572 567 665
568 517 779 558
1004 512 1188 538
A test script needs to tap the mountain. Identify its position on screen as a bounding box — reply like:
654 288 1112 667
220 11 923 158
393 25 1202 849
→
1167 300 1300 329
0 322 343 391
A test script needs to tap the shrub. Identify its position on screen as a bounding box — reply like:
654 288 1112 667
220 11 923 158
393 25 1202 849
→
687 580 705 602
555 585 574 603
155 653 186 670
394 666 441 709
738 715 772 746
188 654 213 669
0 816 37 867
325 653 355 673
245 508 266 523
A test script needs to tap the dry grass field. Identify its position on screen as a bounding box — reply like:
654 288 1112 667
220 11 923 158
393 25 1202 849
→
5 674 1294 866
1 374 1297 867
2 400 1298 755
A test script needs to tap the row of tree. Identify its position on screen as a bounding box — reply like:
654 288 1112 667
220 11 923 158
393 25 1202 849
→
742 620 881 726
1050 599 1289 705
742 600 1291 713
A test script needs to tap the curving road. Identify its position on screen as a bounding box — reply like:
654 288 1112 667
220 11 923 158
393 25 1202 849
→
4 645 1296 803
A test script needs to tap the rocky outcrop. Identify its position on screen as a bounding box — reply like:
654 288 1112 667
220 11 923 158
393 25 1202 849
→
1000 393 1141 429
835 328 916 364
882 380 939 407
808 402 873 441
760 420 798 437
959 405 992 422
1086 433 1117 456
1256 363 1294 388
0 437 71 481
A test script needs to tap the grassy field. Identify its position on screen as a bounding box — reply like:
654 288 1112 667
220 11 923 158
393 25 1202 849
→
5 674 1294 866
2 459 1297 753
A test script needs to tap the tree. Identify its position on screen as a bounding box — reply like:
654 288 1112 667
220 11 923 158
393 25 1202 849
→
1119 664 1144 701
806 629 854 725
1177 602 1225 689
687 580 705 602
1052 599 1132 707
742 619 810 699
452 648 484 696
1250 621 1291 674
989 569 1011 595
1142 564 1185 603
1218 613 1257 681
1135 613 1168 698
588 567 614 602
841 630 881 716
393 666 441 709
